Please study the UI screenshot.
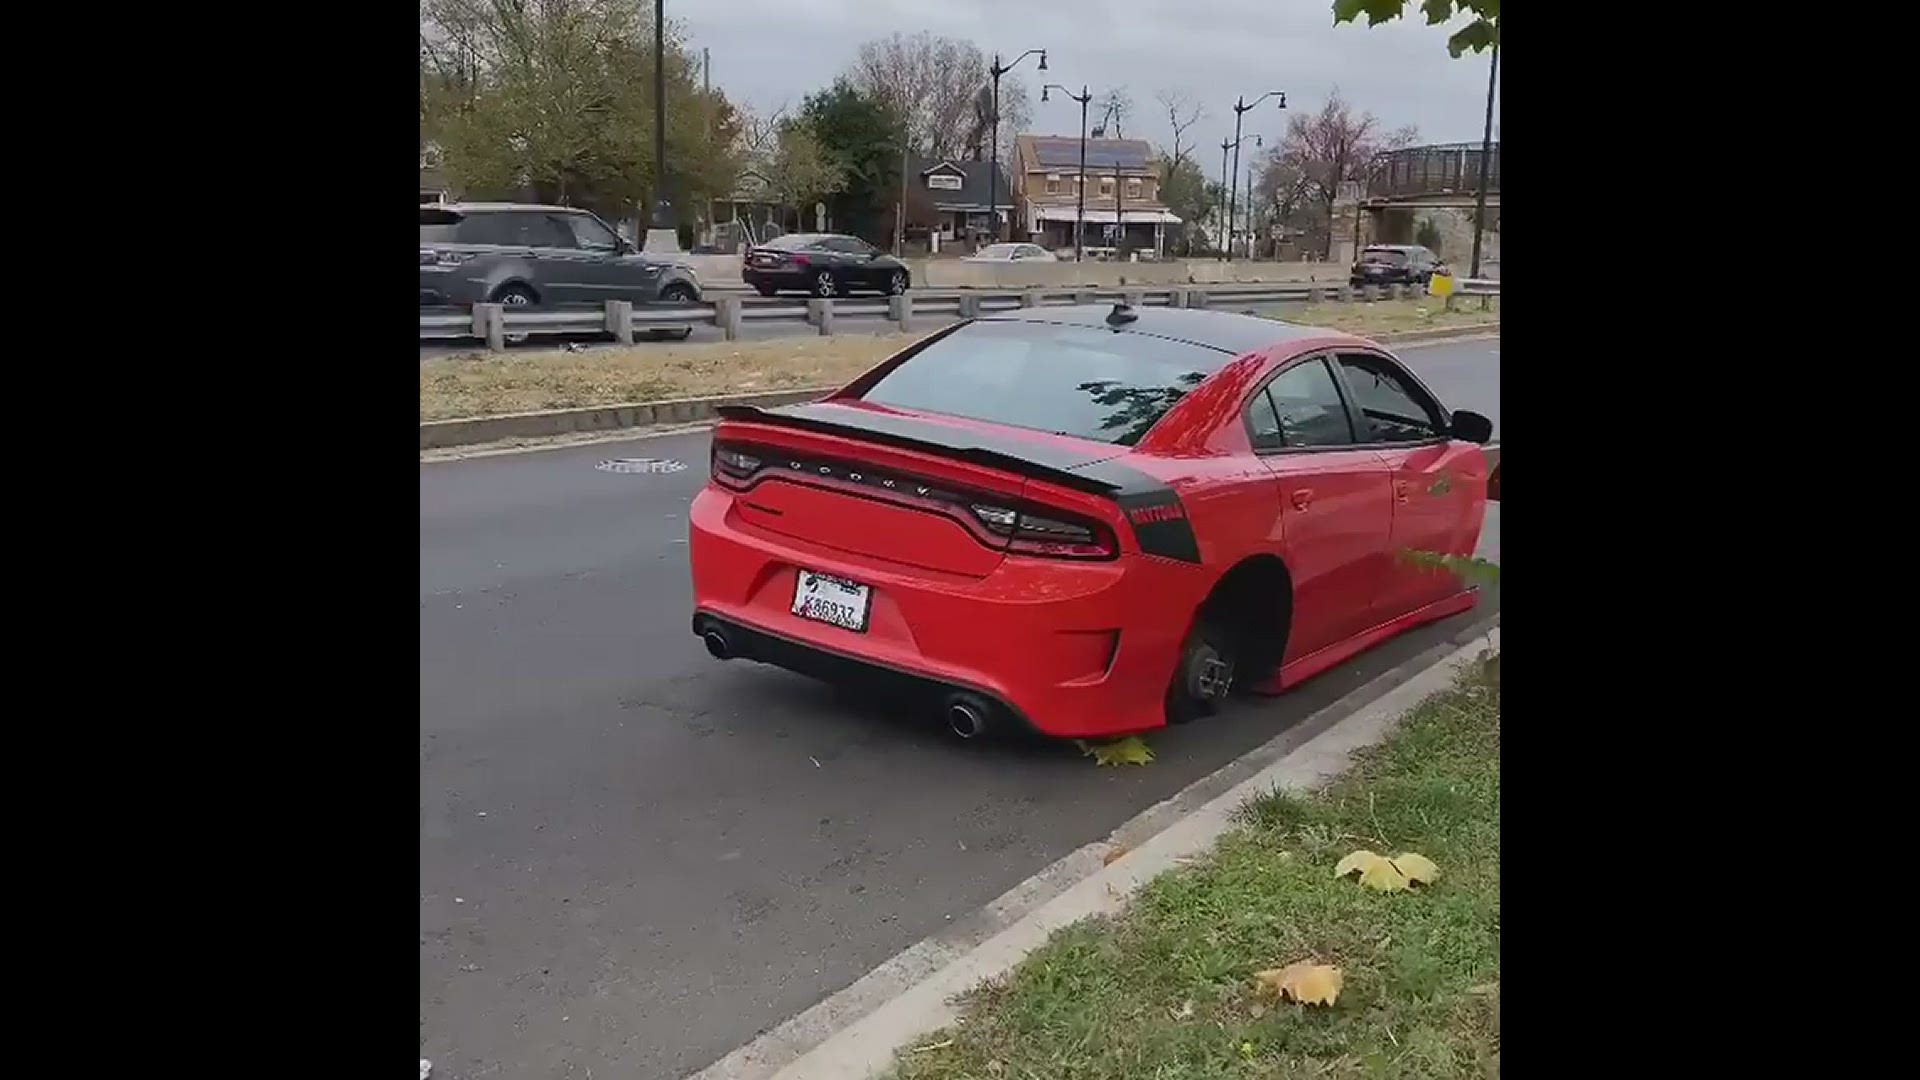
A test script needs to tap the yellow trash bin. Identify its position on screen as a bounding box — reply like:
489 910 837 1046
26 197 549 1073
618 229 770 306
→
1428 273 1454 297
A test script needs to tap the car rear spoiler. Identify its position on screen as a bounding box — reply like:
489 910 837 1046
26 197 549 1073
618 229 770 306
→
713 403 1125 496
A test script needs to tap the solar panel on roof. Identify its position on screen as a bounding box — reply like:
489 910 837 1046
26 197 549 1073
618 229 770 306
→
1030 138 1150 170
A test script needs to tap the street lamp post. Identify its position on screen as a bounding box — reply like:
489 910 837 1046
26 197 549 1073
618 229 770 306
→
1226 91 1284 262
987 48 1047 245
1042 83 1093 261
1220 133 1260 260
1469 42 1499 278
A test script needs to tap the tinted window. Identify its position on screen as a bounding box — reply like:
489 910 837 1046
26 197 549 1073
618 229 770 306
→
420 208 461 243
859 320 1229 446
561 212 620 250
447 211 566 247
1246 390 1285 449
1336 354 1444 443
1361 248 1409 266
1265 359 1355 447
764 233 825 251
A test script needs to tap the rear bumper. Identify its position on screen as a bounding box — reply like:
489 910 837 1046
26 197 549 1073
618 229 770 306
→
688 485 1206 738
742 268 810 291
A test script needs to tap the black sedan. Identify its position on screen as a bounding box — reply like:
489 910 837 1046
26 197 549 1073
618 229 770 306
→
742 233 912 298
1350 244 1445 288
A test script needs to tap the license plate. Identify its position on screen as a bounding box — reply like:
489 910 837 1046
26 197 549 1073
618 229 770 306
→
792 570 871 632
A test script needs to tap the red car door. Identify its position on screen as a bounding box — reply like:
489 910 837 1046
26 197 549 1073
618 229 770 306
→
1333 351 1481 619
1248 355 1395 659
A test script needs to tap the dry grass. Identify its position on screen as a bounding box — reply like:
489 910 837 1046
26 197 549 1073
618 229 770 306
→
419 333 925 421
417 297 1497 422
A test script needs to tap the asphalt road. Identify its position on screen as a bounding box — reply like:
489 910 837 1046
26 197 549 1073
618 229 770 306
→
418 338 1499 1078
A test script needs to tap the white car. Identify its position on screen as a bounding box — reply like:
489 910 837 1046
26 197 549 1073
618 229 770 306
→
963 243 1059 263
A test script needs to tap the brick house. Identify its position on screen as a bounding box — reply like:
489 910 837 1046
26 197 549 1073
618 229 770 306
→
1011 135 1179 256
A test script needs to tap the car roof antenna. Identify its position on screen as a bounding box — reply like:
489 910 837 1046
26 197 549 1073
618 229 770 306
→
1106 301 1138 327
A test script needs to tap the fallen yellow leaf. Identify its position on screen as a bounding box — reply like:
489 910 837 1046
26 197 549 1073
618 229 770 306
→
1334 850 1409 891
1391 852 1440 885
1255 961 1344 1006
1359 858 1410 892
1082 736 1154 767
1334 850 1381 878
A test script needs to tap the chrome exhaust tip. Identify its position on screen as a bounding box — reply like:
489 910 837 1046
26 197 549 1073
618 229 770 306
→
944 693 994 740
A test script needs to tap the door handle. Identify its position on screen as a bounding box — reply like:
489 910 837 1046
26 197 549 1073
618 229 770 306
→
1394 479 1410 502
1290 488 1313 511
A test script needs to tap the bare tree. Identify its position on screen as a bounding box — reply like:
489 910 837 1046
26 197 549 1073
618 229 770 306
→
849 32 995 160
961 78 1031 164
1155 88 1205 169
1092 87 1135 138
1278 90 1419 257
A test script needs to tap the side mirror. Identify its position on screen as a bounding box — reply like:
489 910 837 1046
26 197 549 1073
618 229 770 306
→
1449 409 1493 445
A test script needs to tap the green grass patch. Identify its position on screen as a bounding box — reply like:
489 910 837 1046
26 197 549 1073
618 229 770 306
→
890 651 1501 1080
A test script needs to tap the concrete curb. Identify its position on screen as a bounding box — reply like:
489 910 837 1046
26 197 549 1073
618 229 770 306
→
689 618 1500 1080
421 322 1499 452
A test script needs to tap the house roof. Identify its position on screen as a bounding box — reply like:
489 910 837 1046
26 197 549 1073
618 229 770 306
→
1016 135 1156 172
907 155 1012 209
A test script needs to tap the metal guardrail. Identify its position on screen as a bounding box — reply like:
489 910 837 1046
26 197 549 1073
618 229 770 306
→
420 279 1500 350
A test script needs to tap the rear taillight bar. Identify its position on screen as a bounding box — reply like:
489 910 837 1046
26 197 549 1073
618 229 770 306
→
712 441 1117 560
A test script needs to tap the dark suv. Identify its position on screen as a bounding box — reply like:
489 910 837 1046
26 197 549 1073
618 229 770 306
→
420 203 703 308
1350 244 1446 288
742 233 912 297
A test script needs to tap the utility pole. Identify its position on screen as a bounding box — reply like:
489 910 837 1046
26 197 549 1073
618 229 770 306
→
896 120 910 256
1218 139 1231 260
1469 42 1499 278
648 0 675 251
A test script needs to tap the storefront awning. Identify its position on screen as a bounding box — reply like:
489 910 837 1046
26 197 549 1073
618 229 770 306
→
1033 207 1182 225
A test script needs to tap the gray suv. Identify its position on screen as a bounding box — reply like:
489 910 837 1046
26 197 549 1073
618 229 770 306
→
419 203 702 309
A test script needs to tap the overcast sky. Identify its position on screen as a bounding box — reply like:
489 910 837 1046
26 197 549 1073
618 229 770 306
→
676 0 1498 171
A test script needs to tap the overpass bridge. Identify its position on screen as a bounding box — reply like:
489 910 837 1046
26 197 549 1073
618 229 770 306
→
1363 141 1499 210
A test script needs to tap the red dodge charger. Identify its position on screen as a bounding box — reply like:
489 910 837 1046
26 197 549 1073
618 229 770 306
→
689 303 1492 740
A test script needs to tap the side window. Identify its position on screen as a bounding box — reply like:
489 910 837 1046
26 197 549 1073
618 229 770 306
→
1336 354 1445 443
821 237 860 254
1246 389 1284 449
1264 359 1356 447
455 213 518 246
561 213 620 251
518 213 574 248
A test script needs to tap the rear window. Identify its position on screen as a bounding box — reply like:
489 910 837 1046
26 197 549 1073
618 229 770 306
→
764 234 824 251
857 320 1230 446
420 208 462 244
1361 248 1409 265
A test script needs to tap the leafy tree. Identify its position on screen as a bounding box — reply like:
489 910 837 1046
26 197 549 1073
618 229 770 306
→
770 121 845 231
419 0 740 226
1156 153 1213 257
1331 0 1500 57
800 79 903 241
